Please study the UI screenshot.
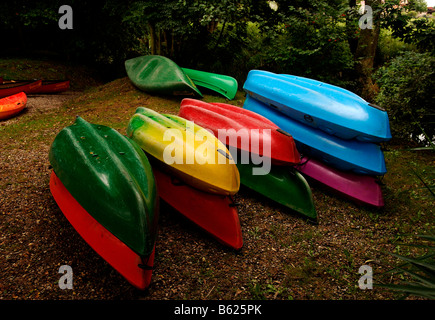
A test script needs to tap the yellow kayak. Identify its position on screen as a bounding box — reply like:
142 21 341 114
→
127 107 240 195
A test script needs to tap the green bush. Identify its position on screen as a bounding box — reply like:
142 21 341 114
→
374 51 435 145
376 29 415 66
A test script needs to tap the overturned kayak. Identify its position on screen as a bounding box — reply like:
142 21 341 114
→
1 79 70 94
243 95 387 176
125 55 202 97
33 80 70 93
153 166 243 250
237 161 316 220
0 92 27 120
181 68 238 100
0 80 42 98
127 107 240 195
243 70 392 143
50 173 156 289
178 99 300 166
296 157 384 207
49 117 159 289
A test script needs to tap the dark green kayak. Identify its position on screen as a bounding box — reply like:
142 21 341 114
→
181 68 238 100
125 55 203 97
237 162 317 220
49 116 158 257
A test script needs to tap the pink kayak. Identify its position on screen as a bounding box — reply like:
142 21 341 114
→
296 157 384 207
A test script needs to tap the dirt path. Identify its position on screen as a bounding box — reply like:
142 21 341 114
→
1 91 84 299
28 92 82 110
1 92 81 127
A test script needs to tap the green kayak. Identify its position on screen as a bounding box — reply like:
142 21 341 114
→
125 55 203 97
49 116 158 257
182 68 238 100
237 162 317 220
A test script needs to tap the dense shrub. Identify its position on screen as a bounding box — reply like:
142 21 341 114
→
375 29 416 66
374 51 435 145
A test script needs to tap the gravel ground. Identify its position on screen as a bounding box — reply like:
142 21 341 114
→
0 86 425 302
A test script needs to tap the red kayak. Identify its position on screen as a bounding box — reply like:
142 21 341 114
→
33 80 70 93
49 172 155 289
0 80 42 98
0 79 69 94
179 99 300 165
153 166 243 250
0 92 27 120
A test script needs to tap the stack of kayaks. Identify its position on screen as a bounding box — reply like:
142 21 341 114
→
243 70 391 207
178 98 317 220
46 66 394 290
126 106 243 250
49 117 159 290
125 55 238 100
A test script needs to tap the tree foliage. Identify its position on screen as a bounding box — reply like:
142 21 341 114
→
378 0 435 54
374 51 435 144
0 0 357 81
1 0 434 146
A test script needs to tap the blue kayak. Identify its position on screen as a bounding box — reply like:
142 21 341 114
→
243 70 392 143
243 95 387 176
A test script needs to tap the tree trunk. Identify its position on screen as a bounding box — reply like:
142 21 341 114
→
148 23 156 55
353 0 381 101
213 20 227 51
347 0 358 56
157 29 161 55
171 32 175 57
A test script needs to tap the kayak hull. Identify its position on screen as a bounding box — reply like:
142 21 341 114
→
0 80 42 98
178 98 300 166
49 117 158 289
125 55 202 97
243 70 392 143
236 161 316 220
127 107 240 196
49 117 158 259
50 172 155 289
1 79 70 94
153 166 243 250
296 157 384 207
33 80 70 93
0 92 27 120
181 68 238 100
243 95 387 176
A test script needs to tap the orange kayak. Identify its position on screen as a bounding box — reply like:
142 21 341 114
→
0 92 27 120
